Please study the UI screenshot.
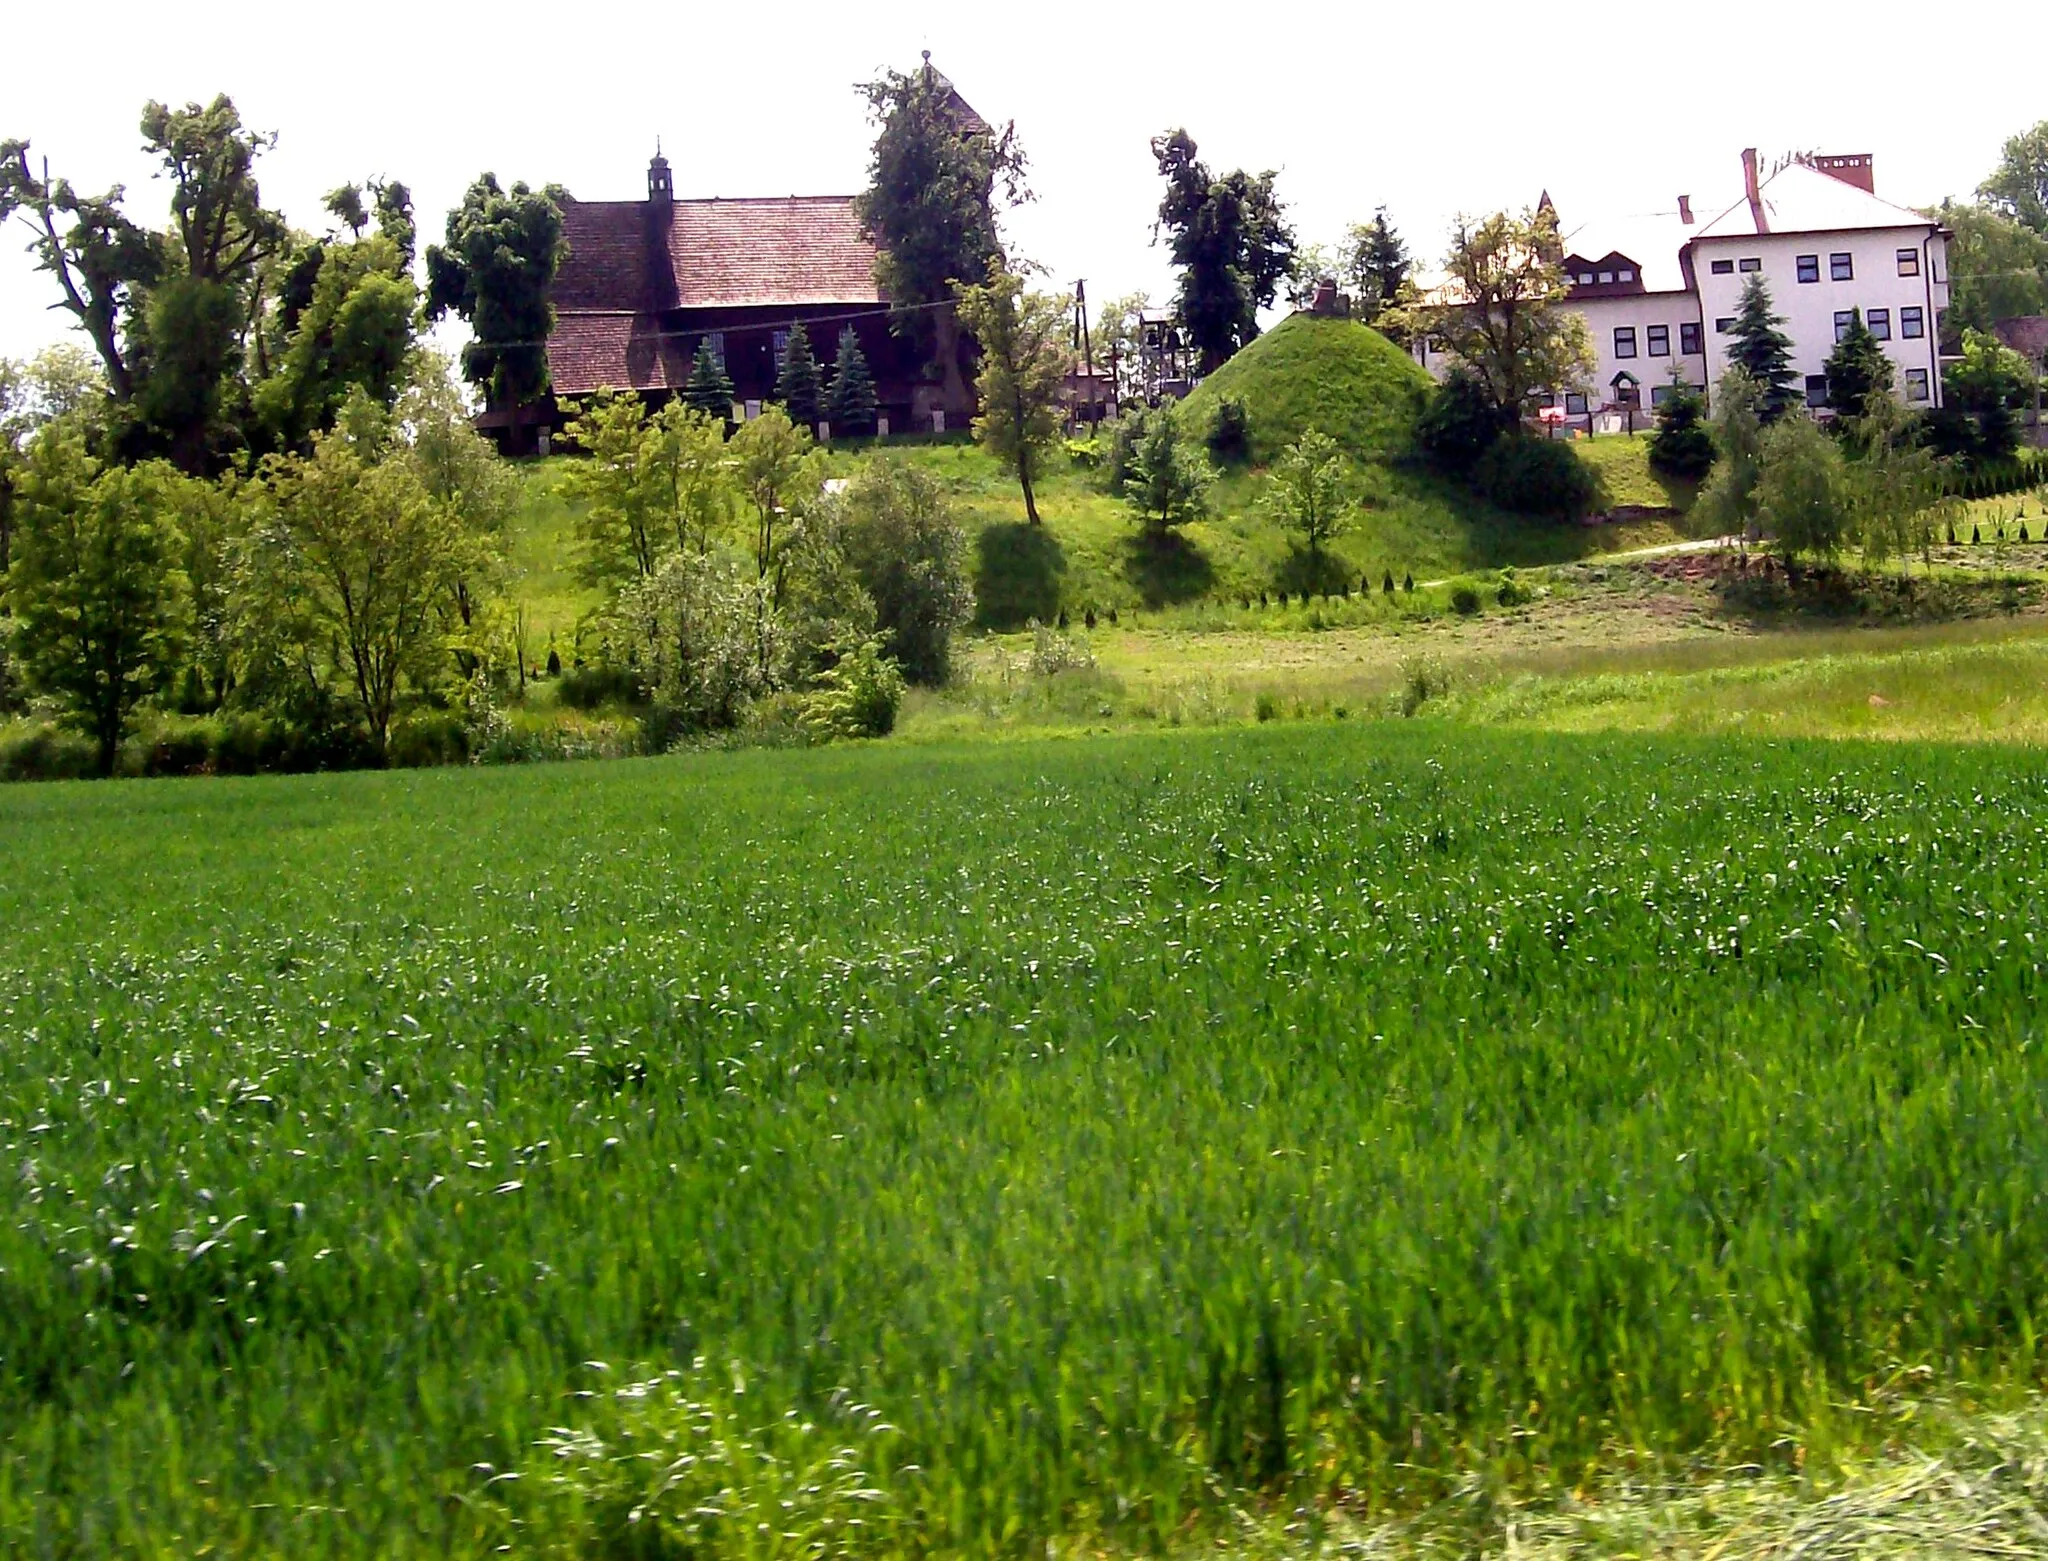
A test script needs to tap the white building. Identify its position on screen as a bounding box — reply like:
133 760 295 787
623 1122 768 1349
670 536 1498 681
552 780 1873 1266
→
1415 150 1951 421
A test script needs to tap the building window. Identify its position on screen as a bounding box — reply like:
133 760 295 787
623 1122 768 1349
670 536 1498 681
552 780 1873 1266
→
1834 310 1855 343
1739 257 1762 273
1901 306 1925 339
1651 384 1678 407
1613 327 1637 358
1868 308 1891 341
1797 254 1820 283
1897 247 1920 277
1598 270 1614 284
1647 324 1670 356
1680 321 1702 355
1715 316 1736 334
1906 367 1930 401
1806 375 1830 408
1710 258 1735 275
1565 392 1588 416
1830 252 1854 280
771 328 790 362
1617 268 1635 281
703 331 726 368
1577 272 1594 285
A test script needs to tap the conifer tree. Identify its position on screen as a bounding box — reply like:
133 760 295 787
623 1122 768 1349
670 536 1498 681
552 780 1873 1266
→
1822 307 1894 423
1727 275 1800 423
1648 374 1716 479
773 322 822 429
682 337 734 422
826 327 879 436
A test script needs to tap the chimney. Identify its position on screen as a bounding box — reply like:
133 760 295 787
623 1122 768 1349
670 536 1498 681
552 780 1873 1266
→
647 144 673 205
1811 153 1876 194
1740 147 1768 234
1678 194 1693 225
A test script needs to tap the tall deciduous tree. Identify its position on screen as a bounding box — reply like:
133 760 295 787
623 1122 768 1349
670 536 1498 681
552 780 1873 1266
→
773 321 822 428
6 429 183 773
564 391 666 584
1696 368 1766 543
1726 274 1800 423
837 458 975 685
954 269 1068 525
245 399 491 760
730 406 820 589
825 327 878 436
424 174 567 410
1396 205 1591 417
1980 120 2048 234
1757 415 1851 566
1151 130 1296 372
855 59 1027 419
1933 200 2048 343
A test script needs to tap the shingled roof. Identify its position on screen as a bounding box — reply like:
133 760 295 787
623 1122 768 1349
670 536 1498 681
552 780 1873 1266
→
551 194 884 314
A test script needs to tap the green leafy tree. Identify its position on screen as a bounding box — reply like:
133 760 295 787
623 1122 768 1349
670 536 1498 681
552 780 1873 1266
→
1980 120 2048 234
1267 428 1350 556
955 269 1068 525
774 322 822 429
156 462 243 710
1648 375 1715 480
399 361 518 662
1933 200 2048 343
243 400 491 760
1844 398 1946 567
825 327 878 436
1394 205 1591 417
1757 415 1851 566
1696 368 1767 543
424 174 567 410
0 347 108 574
730 407 821 596
855 58 1027 419
1822 308 1894 423
1151 129 1296 372
564 391 666 584
1726 274 1800 423
1125 406 1212 538
6 429 182 773
644 401 734 558
1416 367 1514 473
683 337 735 422
1945 329 2035 462
251 231 416 451
837 458 975 685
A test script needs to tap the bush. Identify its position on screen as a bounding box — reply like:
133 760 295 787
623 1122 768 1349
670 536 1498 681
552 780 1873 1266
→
1496 567 1532 608
387 711 469 769
1103 412 1146 495
799 640 905 740
139 721 213 777
1474 435 1599 520
0 722 99 782
1450 584 1483 616
1416 368 1512 473
1648 381 1716 480
839 459 976 687
1205 395 1251 464
557 663 643 711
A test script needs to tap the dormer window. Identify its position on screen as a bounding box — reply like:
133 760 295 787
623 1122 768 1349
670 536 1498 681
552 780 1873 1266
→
1617 268 1635 282
1598 271 1614 284
1578 272 1595 285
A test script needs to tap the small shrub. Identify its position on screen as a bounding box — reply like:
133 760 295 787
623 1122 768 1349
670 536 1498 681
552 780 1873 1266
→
1474 435 1598 520
800 640 905 740
387 712 468 769
1496 567 1532 608
1450 584 1482 616
1205 395 1252 464
1398 655 1452 716
1254 692 1279 722
545 647 562 677
0 722 99 783
1416 368 1512 473
1403 572 1415 593
557 663 642 710
1030 623 1096 676
142 721 214 777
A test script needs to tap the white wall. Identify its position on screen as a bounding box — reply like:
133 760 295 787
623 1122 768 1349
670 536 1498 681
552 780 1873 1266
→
1693 227 1949 410
1563 292 1708 412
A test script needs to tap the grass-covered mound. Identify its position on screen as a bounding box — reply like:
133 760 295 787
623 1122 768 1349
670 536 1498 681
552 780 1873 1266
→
1181 312 1432 464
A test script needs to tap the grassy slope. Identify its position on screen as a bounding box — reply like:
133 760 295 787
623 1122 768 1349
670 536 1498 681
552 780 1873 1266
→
504 434 1695 637
1180 312 1431 465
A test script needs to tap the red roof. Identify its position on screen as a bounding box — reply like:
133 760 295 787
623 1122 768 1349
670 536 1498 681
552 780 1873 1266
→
551 194 883 314
546 314 696 395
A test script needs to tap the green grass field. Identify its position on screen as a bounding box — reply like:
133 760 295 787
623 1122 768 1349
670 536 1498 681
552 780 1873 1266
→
6 722 2048 1557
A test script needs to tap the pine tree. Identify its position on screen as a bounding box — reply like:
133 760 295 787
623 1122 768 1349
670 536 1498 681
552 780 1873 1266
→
773 322 822 429
1727 275 1800 423
1648 375 1716 479
825 326 879 437
682 337 734 422
1822 308 1894 422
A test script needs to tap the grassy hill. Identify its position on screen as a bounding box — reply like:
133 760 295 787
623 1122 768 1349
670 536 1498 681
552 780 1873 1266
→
1180 312 1432 464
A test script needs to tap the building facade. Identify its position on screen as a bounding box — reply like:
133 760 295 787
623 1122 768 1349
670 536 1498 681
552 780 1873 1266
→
1414 151 1951 423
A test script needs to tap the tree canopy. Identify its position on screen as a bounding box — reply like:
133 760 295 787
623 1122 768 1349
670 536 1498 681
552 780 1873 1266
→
1726 275 1800 423
424 174 567 411
1151 130 1296 373
1980 119 2048 234
955 269 1068 525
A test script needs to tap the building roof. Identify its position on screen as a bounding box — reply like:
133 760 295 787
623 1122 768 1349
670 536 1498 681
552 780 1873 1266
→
1557 207 1702 294
1693 159 1935 239
547 313 696 395
551 194 883 316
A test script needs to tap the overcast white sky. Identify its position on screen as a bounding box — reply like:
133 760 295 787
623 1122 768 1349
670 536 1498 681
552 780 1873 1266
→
4 0 2044 364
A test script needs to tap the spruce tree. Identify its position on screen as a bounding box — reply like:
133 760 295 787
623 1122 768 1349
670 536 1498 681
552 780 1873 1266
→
1727 275 1800 423
773 322 822 429
682 337 734 421
1822 308 1894 422
1648 375 1716 479
826 327 879 437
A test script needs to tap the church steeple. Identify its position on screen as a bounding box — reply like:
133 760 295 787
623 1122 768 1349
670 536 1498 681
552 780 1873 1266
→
648 141 673 205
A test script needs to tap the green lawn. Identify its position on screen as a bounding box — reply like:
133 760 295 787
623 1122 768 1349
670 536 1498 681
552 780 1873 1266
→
6 723 2048 1556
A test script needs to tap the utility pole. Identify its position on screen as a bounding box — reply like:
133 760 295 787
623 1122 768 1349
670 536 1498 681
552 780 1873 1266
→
1072 280 1099 424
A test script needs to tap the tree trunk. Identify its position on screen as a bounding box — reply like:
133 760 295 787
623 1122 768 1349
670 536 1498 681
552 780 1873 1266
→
935 306 973 421
1019 451 1040 526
